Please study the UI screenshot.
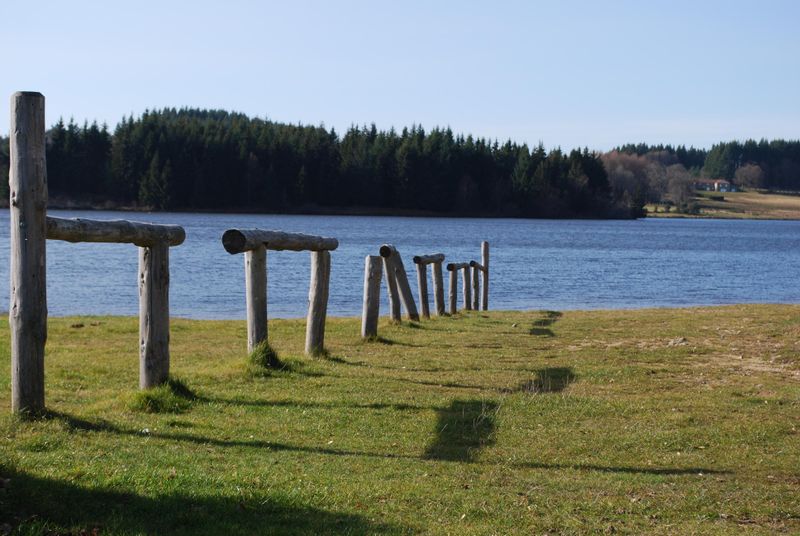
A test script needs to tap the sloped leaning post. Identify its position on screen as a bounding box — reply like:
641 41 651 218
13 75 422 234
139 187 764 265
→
412 253 445 318
361 255 383 338
222 229 338 355
379 244 419 321
9 92 186 413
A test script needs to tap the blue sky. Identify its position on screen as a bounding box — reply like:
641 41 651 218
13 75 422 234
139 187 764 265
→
2 0 798 150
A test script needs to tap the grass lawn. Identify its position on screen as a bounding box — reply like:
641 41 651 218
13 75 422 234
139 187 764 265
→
1 305 799 534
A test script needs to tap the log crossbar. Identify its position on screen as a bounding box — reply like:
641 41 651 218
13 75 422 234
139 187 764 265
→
47 216 185 247
223 228 336 356
222 229 338 254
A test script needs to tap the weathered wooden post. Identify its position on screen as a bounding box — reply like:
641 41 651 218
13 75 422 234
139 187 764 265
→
9 92 47 414
412 253 445 320
469 260 484 311
306 250 331 355
361 255 382 338
446 262 470 315
432 261 445 316
139 242 170 388
382 253 402 322
245 245 267 353
222 229 338 357
379 244 419 321
462 265 472 310
447 265 458 314
481 241 489 310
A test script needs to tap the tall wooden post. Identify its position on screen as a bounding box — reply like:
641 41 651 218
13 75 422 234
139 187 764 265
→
139 242 171 388
306 250 331 355
415 263 430 319
462 266 472 311
245 245 267 352
481 241 489 310
9 92 47 414
361 255 382 338
432 262 445 316
471 264 480 310
448 267 458 314
382 255 401 322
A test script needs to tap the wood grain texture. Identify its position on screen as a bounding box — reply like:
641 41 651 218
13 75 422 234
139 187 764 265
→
245 245 267 352
47 216 185 247
415 263 430 319
361 255 382 338
305 250 331 355
139 243 170 388
432 262 445 316
223 229 338 254
9 92 47 413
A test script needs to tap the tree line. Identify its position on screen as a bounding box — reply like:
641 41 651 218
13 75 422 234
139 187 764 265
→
1 110 799 217
0 109 622 217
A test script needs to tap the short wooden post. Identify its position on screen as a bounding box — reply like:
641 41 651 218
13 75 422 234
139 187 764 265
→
361 255 382 338
9 92 47 414
432 262 445 316
245 245 267 353
481 241 489 310
415 263 430 319
462 266 472 310
380 245 419 321
382 255 401 322
139 242 171 388
471 264 480 310
305 250 331 355
447 266 458 314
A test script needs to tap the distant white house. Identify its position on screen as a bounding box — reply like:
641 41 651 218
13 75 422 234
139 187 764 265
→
693 179 736 192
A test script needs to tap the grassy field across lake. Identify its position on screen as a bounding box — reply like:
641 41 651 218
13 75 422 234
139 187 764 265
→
1 306 799 534
648 190 800 219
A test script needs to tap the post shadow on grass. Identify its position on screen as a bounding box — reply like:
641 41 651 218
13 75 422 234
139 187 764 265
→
423 399 498 462
514 461 728 476
530 310 562 337
515 367 576 394
0 465 406 536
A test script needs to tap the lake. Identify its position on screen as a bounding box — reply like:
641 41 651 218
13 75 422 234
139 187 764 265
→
1 210 799 319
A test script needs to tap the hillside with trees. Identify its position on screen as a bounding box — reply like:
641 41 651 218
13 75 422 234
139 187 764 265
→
2 111 800 218
0 110 623 218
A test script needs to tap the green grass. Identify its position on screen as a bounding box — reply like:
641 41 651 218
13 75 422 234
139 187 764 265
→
1 305 799 534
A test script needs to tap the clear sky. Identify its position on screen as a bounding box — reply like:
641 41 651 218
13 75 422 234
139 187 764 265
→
2 0 799 150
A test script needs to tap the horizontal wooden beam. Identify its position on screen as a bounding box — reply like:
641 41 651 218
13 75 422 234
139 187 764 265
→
446 262 470 271
46 216 185 247
413 253 445 265
222 229 338 254
469 260 487 272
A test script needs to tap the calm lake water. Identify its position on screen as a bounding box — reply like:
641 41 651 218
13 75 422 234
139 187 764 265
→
0 210 799 319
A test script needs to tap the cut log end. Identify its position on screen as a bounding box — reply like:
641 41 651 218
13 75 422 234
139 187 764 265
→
222 229 247 254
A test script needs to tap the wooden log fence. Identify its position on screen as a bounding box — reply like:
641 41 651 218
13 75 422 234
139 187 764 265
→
412 253 445 319
9 92 186 413
379 245 419 321
361 255 382 337
221 228 338 356
481 241 490 310
446 263 470 314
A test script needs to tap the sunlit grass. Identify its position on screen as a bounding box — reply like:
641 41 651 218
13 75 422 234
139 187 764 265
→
1 305 799 534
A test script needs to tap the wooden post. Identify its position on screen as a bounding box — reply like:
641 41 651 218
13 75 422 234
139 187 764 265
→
139 242 171 388
245 245 267 353
481 241 489 310
447 266 458 314
432 262 445 316
361 255 382 338
462 266 472 311
471 264 480 310
380 245 419 321
9 91 47 414
415 263 430 319
305 250 330 355
382 255 401 322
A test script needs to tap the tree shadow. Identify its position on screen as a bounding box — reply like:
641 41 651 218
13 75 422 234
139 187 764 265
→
530 310 562 337
423 399 498 462
515 367 575 394
0 464 406 536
